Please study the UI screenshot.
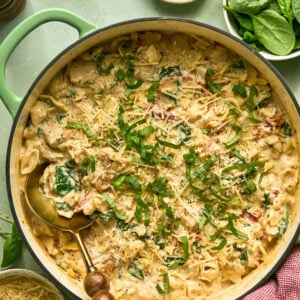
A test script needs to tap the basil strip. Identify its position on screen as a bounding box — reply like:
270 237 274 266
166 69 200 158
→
181 236 189 263
134 195 151 226
113 174 142 193
156 273 170 294
224 126 242 147
1 223 22 268
115 69 126 81
148 177 175 197
66 121 97 139
157 139 182 149
102 193 128 220
211 236 227 250
81 155 96 177
126 79 143 89
222 161 265 173
158 195 180 228
227 213 248 240
247 86 261 123
148 81 159 101
199 202 214 230
96 53 114 75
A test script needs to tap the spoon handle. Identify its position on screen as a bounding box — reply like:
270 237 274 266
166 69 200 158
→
72 231 96 273
72 231 115 299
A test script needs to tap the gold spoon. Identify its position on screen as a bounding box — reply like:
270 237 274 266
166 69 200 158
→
25 164 115 300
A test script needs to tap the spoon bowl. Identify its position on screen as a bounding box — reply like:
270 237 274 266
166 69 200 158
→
25 164 94 231
25 164 115 300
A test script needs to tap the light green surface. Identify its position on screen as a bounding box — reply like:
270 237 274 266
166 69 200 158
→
0 1 299 299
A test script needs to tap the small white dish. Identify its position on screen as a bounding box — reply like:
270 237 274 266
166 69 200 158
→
222 0 300 61
0 269 65 299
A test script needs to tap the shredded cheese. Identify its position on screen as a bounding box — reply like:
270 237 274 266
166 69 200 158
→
0 275 62 300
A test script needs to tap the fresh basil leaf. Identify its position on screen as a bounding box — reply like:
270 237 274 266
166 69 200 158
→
1 224 22 268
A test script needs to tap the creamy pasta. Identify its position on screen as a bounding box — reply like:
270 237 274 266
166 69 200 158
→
20 31 299 299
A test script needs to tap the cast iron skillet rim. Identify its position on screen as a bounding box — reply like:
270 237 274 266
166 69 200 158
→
5 16 300 300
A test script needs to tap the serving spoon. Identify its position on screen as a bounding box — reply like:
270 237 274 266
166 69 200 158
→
25 164 115 300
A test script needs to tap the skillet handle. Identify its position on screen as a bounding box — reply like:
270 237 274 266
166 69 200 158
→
0 8 97 118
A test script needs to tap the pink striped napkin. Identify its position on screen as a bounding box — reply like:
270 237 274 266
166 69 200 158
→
244 246 300 300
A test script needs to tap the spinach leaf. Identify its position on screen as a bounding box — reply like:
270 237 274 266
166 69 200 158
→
228 0 273 14
277 206 289 238
1 223 22 267
128 262 144 280
292 0 300 23
224 6 254 31
54 162 80 196
232 83 247 97
252 9 296 55
295 38 300 50
278 0 294 24
205 68 221 95
281 121 293 136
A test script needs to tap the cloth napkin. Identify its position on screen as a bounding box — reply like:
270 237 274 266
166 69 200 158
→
244 246 300 300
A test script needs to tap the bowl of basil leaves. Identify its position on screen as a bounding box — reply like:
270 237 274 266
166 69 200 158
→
223 0 300 60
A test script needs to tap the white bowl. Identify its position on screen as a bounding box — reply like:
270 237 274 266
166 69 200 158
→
0 269 65 299
222 0 300 61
